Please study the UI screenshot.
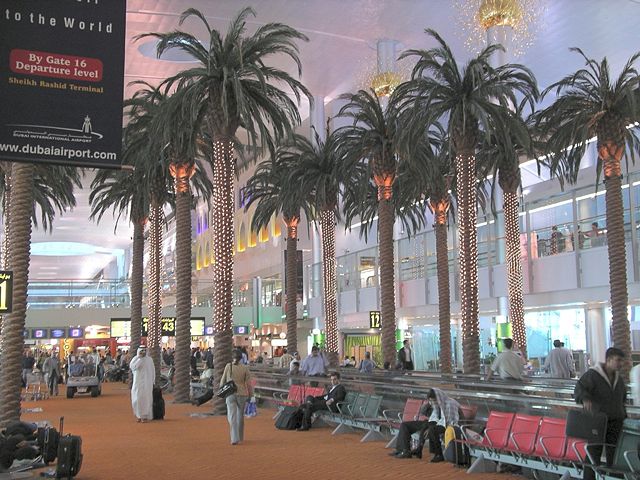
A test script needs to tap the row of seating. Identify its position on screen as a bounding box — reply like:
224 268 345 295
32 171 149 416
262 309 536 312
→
464 411 640 480
271 384 324 419
315 392 386 442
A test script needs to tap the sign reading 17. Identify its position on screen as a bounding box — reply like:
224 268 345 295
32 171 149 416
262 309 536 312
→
0 270 14 313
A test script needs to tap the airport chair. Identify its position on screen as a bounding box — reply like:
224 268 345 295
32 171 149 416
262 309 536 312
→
507 414 542 454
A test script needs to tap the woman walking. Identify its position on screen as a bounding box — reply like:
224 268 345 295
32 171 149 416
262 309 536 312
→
221 349 252 445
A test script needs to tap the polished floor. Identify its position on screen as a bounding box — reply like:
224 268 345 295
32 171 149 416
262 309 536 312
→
20 382 511 479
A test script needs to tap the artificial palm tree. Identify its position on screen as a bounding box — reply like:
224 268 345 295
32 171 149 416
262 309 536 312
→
0 163 80 426
122 83 173 383
399 30 537 373
477 107 538 360
89 162 149 380
292 128 343 367
139 7 310 412
245 153 312 355
336 89 412 367
152 89 214 403
535 48 640 373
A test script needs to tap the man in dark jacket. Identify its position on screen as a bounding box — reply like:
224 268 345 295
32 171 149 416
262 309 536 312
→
397 340 414 371
298 372 346 431
574 347 626 480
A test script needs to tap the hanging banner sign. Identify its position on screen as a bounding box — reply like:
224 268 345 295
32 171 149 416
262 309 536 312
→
0 0 126 168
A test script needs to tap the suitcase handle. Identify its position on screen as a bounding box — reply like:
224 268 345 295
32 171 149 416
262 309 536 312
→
59 416 64 435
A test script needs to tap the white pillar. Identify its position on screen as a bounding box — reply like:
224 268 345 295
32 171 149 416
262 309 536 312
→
376 39 398 74
586 307 608 365
486 25 513 68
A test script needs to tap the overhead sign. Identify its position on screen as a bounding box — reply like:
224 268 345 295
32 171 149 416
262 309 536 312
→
31 328 48 339
0 270 14 313
111 317 206 338
50 328 65 339
204 326 214 336
68 327 83 338
369 311 381 329
0 0 126 167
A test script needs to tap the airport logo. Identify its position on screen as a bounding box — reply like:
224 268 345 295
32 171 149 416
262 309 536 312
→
8 115 104 144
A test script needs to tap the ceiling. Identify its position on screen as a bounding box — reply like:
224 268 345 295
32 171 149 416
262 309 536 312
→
28 0 640 281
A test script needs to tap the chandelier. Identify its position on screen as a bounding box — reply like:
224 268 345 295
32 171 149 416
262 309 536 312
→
456 0 547 58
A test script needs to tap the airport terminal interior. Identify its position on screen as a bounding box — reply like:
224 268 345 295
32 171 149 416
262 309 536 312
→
1 0 640 479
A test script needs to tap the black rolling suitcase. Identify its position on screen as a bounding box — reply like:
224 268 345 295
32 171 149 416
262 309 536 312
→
56 417 82 479
153 386 165 420
36 424 60 464
274 406 302 430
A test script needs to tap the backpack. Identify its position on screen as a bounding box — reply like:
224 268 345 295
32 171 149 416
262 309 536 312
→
443 425 470 466
274 406 302 430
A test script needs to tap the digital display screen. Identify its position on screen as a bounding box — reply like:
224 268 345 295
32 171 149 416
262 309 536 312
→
32 328 48 339
50 328 65 339
204 326 214 336
190 319 204 336
233 325 249 335
110 319 130 338
68 327 83 339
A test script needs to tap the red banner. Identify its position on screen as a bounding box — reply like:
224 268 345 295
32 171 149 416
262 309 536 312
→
10 49 103 82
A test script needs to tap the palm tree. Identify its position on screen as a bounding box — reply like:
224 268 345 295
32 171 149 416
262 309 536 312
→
293 128 343 366
399 30 537 373
535 49 640 374
477 107 538 360
0 163 80 426
244 153 312 355
335 89 413 368
89 161 149 380
139 7 310 412
152 89 214 403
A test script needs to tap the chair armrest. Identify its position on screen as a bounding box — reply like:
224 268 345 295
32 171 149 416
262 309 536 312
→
510 432 534 452
382 409 401 423
624 450 640 473
483 427 509 447
538 435 565 457
335 401 349 415
584 442 617 465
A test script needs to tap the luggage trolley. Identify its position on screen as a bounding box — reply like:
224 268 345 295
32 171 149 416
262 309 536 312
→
24 371 49 401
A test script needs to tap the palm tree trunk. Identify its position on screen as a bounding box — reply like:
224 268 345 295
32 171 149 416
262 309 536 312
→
0 162 34 427
285 216 299 353
601 141 631 376
0 168 11 357
431 198 452 374
377 185 397 368
147 200 163 384
211 139 235 416
171 164 194 403
503 189 527 359
319 210 339 367
129 218 145 382
455 151 480 374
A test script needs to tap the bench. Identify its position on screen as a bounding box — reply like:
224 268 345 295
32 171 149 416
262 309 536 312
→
316 392 386 442
465 411 640 480
382 398 428 449
272 384 323 419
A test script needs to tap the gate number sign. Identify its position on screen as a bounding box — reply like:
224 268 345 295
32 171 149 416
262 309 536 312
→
0 270 13 313
369 311 381 329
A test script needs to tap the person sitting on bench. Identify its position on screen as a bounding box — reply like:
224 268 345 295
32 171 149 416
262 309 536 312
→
297 372 346 431
389 388 460 461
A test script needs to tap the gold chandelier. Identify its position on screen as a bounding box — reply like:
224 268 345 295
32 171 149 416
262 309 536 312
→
456 0 546 58
370 71 402 98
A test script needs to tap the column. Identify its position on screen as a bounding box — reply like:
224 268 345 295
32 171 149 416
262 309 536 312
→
586 306 608 365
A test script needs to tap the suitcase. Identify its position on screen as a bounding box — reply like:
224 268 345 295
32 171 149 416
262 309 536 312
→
153 386 165 420
194 389 214 407
443 425 470 466
274 406 302 430
37 425 60 464
565 409 607 442
55 417 82 479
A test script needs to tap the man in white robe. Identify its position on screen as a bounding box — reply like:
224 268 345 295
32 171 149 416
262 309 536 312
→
129 347 155 422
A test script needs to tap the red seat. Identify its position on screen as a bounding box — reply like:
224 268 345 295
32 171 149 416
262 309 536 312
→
403 398 427 422
564 437 587 463
507 414 542 454
274 385 302 407
534 417 567 460
482 411 515 449
459 404 478 422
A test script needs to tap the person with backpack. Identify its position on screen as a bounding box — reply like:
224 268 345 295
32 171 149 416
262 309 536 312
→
389 388 460 461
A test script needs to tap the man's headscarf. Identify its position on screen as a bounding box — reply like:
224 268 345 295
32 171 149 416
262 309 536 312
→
137 347 146 354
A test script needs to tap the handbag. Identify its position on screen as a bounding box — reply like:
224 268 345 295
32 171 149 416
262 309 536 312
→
244 397 257 417
565 409 607 442
216 363 237 399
